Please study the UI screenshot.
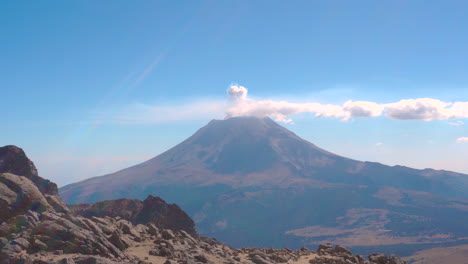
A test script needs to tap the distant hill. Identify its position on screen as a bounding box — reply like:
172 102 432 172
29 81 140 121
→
59 116 468 256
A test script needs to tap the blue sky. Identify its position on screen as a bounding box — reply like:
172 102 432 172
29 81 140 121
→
1 0 468 186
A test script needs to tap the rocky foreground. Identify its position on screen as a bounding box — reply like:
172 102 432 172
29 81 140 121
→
0 145 406 264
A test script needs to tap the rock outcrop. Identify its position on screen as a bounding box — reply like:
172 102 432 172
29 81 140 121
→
0 146 132 263
0 145 57 195
70 195 196 235
0 174 132 263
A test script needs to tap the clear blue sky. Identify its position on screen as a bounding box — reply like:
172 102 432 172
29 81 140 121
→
1 0 467 186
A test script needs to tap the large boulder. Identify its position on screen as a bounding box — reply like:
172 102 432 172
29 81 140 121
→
0 173 51 223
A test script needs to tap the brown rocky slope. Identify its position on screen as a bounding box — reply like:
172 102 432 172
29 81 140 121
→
69 196 196 235
0 145 406 264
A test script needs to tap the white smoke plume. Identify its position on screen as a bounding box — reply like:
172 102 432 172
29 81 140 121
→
225 85 468 123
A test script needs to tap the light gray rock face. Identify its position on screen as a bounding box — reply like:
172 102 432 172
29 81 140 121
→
0 173 131 262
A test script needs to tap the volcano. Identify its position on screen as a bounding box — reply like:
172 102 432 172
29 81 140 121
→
60 116 468 254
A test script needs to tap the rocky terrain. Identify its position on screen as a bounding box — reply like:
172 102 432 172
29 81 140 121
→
0 145 408 263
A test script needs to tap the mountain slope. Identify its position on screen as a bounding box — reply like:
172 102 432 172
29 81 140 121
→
60 117 468 203
59 117 468 255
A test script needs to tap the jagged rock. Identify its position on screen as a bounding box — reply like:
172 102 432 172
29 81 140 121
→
70 195 196 235
59 258 76 264
0 145 57 195
194 254 208 263
0 173 51 222
81 217 104 235
149 245 174 257
119 221 141 242
45 194 70 214
270 255 288 263
249 250 268 259
335 245 352 255
33 260 55 264
251 254 274 264
147 224 159 236
29 239 48 251
389 254 406 264
134 224 148 234
180 260 197 264
318 243 333 252
12 237 30 250
73 256 120 264
0 237 8 248
368 253 388 264
109 231 129 250
162 229 175 240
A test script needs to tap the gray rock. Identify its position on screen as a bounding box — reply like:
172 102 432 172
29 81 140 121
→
318 243 333 252
389 254 406 264
194 254 208 263
162 229 175 240
29 239 48 251
335 245 352 255
74 256 120 264
250 255 274 264
147 224 159 236
0 237 8 248
109 231 129 250
11 237 30 250
368 253 388 264
0 173 51 222
120 221 140 238
59 258 76 264
33 260 55 264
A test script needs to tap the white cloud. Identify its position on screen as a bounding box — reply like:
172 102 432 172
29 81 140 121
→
343 100 384 118
385 98 452 121
384 99 468 121
456 137 468 143
225 86 385 122
108 85 468 124
225 86 468 123
449 120 464 127
375 142 384 147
